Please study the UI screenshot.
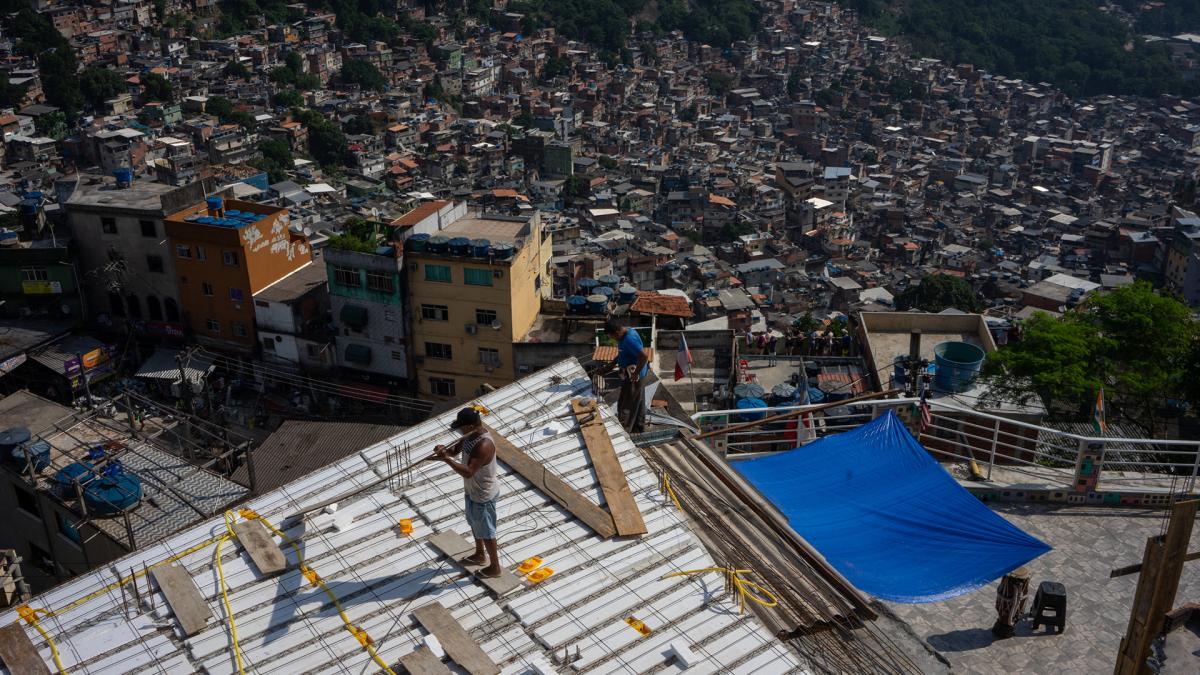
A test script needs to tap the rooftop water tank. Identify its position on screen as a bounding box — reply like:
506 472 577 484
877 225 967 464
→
0 230 18 247
595 286 614 303
225 209 241 217
806 387 826 404
53 462 94 497
113 168 133 188
84 462 142 515
933 341 986 393
427 235 449 254
770 383 798 406
618 284 638 304
492 243 514 260
736 397 768 422
892 356 908 389
448 237 471 256
0 427 31 458
206 196 224 216
407 233 430 252
566 295 588 314
598 274 620 289
733 382 765 400
12 439 50 473
470 238 491 258
586 294 608 315
577 278 600 294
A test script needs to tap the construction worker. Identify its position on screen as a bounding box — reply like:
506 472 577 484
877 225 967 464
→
598 318 649 433
432 407 501 578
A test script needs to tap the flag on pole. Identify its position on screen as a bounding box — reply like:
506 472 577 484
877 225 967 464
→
918 399 932 434
1092 387 1107 435
674 334 693 381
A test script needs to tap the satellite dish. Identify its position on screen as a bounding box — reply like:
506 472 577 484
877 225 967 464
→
490 319 503 331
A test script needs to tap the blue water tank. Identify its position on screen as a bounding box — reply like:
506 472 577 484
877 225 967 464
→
736 397 768 422
933 341 986 393
806 387 826 404
470 238 490 257
12 440 51 473
595 286 614 303
492 243 515 260
185 215 201 222
84 463 142 515
206 196 224 214
598 274 620 289
427 235 449 254
0 230 19 245
770 383 798 406
566 295 588 314
892 357 908 388
0 427 31 457
113 168 133 187
733 382 765 400
586 294 608 315
577 278 600 294
53 462 95 493
448 237 471 256
618 284 638 304
407 233 430 252
226 209 242 217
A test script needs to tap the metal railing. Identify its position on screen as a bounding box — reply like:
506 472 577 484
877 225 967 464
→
692 397 1200 494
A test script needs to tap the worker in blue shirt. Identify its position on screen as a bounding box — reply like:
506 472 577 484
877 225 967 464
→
597 318 649 432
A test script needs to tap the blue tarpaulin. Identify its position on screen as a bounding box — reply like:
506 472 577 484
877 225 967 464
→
734 411 1051 603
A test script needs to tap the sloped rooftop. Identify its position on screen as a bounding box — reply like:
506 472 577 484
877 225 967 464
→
4 360 810 674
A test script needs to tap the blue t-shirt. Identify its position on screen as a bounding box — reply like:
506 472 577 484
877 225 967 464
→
616 329 649 378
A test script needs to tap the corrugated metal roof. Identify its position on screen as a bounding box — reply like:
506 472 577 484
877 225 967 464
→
135 348 214 384
4 360 806 674
231 420 404 493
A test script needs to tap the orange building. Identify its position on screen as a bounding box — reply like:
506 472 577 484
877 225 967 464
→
165 197 312 354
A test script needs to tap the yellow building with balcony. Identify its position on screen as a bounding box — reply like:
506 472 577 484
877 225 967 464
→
407 212 551 399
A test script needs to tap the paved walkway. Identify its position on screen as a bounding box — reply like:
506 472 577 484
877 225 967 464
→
888 503 1200 674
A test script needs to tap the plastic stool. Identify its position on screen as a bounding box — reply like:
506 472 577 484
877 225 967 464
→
1031 581 1067 633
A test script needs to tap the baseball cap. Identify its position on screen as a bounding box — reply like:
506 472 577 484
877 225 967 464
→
450 407 482 430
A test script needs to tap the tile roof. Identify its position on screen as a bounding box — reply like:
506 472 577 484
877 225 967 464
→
5 360 805 674
630 292 694 318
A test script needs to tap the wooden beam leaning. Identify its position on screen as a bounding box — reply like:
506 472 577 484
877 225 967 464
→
572 399 646 536
151 564 213 637
412 602 499 675
0 623 51 675
232 519 287 576
485 424 617 538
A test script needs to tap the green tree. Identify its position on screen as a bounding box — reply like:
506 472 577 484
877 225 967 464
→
206 96 235 120
79 68 125 109
141 72 174 102
339 59 387 91
894 274 982 313
223 61 250 79
343 115 374 135
0 74 27 110
34 111 68 140
294 108 347 167
704 71 735 96
272 90 304 108
11 8 83 114
983 282 1199 434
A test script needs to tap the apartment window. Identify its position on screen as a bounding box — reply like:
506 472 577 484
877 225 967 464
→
421 304 449 321
475 308 497 326
146 255 164 274
464 267 493 286
202 282 215 297
20 267 48 282
28 542 53 575
177 244 192 259
424 264 452 283
101 217 117 234
232 322 247 337
366 271 394 293
262 337 276 351
479 347 501 367
229 288 244 302
196 246 207 261
425 342 453 359
430 377 456 397
14 485 39 518
391 350 404 361
206 318 220 333
334 266 360 287
223 251 239 267
140 220 156 237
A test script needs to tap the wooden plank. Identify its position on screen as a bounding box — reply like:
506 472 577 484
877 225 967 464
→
412 603 500 675
398 646 452 675
0 623 50 675
485 425 616 538
151 564 213 637
1110 550 1200 578
426 531 521 596
572 399 646 536
232 519 286 576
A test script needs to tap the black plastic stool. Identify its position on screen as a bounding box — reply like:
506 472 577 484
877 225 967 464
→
1031 581 1067 633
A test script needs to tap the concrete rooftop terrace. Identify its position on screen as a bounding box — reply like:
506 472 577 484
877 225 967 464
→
889 503 1200 674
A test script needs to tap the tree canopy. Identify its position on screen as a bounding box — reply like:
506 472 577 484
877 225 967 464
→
141 72 174 102
79 67 125 110
338 59 387 92
894 274 982 313
982 282 1199 435
9 7 83 114
292 108 347 167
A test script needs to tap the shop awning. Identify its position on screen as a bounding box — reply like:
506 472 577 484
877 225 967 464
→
344 343 372 364
734 411 1051 603
340 304 369 329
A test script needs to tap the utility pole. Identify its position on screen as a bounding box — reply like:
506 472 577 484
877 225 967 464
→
175 347 196 456
906 329 922 397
